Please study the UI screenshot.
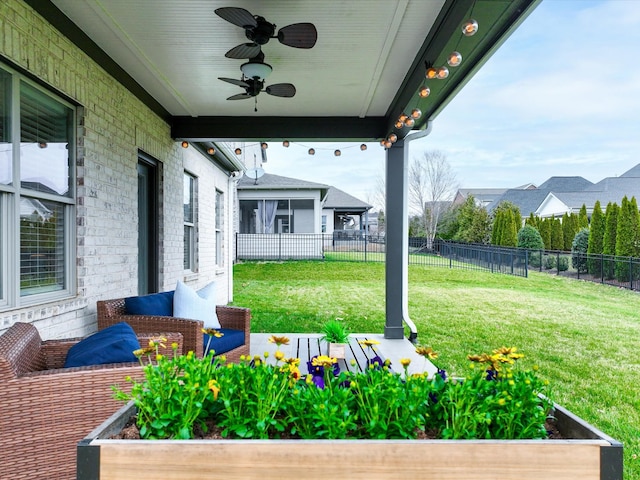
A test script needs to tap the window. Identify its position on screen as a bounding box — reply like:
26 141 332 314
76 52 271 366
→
321 215 327 233
239 198 314 234
183 172 196 271
0 63 75 308
215 190 223 266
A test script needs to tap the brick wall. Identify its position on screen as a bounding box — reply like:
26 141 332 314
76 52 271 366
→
0 0 231 338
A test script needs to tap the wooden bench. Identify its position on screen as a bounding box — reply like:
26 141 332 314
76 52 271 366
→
294 336 390 373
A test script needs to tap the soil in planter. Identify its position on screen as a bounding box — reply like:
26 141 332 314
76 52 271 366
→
110 417 564 440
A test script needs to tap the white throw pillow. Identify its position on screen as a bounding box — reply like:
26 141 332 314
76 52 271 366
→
173 280 220 329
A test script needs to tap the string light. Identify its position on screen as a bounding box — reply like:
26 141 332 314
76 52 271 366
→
462 19 478 36
425 66 438 79
308 148 315 155
418 86 430 98
447 51 462 67
388 133 398 143
261 142 268 149
181 141 189 148
411 108 422 119
235 148 242 155
283 140 290 147
207 147 215 155
334 150 341 156
437 66 449 79
360 144 367 151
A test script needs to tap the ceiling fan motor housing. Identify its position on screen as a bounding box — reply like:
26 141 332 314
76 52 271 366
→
247 17 275 45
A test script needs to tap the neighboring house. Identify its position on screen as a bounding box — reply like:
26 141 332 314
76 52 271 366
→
488 166 640 220
237 173 329 234
322 186 373 236
0 2 243 338
453 188 509 207
489 176 595 219
236 173 372 258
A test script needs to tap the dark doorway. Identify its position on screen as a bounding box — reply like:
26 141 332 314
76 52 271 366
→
137 154 159 295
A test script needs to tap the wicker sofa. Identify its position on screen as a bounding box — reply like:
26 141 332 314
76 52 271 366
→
97 297 251 362
0 322 183 480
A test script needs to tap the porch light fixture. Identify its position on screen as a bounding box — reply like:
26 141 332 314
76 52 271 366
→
235 148 242 155
411 108 422 119
283 140 290 147
181 141 189 148
334 150 341 156
240 60 272 80
261 142 268 149
437 66 449 79
207 147 215 155
308 148 315 155
419 85 430 98
447 51 462 67
462 19 479 36
360 144 367 151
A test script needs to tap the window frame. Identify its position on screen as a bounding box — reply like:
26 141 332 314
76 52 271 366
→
215 189 223 267
0 63 76 310
183 171 197 273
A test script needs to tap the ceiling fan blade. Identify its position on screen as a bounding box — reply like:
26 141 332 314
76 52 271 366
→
225 43 261 59
218 77 249 87
277 23 318 49
214 7 257 28
227 93 252 100
265 83 296 98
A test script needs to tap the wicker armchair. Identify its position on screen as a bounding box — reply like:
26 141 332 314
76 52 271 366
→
0 322 183 480
97 297 251 362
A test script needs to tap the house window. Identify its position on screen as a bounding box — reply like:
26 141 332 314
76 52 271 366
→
239 198 314 234
322 215 327 233
183 172 196 271
215 190 223 266
0 64 75 308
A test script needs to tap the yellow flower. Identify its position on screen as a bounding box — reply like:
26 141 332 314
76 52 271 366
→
171 342 179 351
400 358 411 368
202 327 223 338
263 351 269 359
156 354 163 361
208 379 220 400
268 335 290 346
312 355 337 368
497 398 506 406
218 355 226 363
274 350 285 361
358 339 380 348
415 346 438 360
285 357 300 366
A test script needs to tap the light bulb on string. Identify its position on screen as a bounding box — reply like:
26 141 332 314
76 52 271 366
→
419 86 430 98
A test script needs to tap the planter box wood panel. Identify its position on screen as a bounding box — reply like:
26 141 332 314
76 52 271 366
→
78 403 622 480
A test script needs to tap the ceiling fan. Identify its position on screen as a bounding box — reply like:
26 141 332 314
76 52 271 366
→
219 51 296 111
215 7 317 59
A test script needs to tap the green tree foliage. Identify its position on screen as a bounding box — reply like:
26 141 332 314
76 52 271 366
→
538 218 551 250
602 202 619 279
491 201 521 246
587 201 605 276
571 228 590 273
550 216 564 251
525 213 538 228
501 210 518 247
562 213 575 251
517 225 544 268
445 195 492 243
614 196 639 281
578 204 589 229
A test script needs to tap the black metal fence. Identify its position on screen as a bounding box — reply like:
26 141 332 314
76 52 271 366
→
235 234 529 277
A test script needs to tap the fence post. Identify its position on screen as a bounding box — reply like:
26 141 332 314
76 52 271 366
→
556 252 560 275
600 254 604 284
278 233 282 261
524 249 528 277
630 257 633 290
364 233 368 263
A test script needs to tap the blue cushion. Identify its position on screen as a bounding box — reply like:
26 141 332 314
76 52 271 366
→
125 291 174 316
64 322 141 368
203 328 244 356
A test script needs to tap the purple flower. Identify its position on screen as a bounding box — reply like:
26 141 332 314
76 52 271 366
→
437 368 447 381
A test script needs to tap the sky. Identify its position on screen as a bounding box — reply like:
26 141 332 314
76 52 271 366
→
236 0 640 211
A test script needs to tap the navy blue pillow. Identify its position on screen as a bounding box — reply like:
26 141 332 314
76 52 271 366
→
203 328 245 356
124 291 174 316
64 322 141 368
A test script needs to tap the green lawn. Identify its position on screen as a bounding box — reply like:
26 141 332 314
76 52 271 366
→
233 260 640 479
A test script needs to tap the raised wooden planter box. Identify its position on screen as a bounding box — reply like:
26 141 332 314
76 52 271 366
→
78 401 622 480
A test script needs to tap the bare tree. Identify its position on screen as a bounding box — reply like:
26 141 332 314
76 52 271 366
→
408 150 458 246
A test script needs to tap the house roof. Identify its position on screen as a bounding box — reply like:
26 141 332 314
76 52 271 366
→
620 163 640 177
537 176 594 191
489 188 553 217
237 172 329 191
323 187 372 212
30 0 539 143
